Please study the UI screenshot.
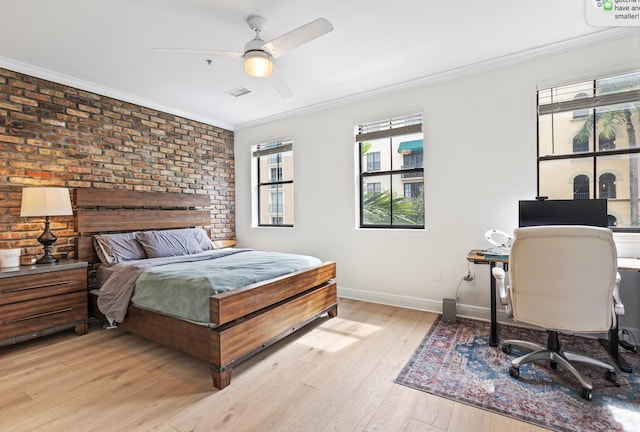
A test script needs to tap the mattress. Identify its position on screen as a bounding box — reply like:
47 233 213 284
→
97 249 321 324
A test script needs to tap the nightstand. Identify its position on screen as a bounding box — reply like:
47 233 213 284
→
0 259 88 347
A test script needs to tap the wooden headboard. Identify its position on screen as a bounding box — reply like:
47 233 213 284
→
74 188 212 264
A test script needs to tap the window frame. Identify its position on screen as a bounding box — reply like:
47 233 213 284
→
355 113 425 229
254 139 294 228
536 70 640 231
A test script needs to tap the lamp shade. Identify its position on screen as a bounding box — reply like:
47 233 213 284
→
243 51 273 77
20 187 73 217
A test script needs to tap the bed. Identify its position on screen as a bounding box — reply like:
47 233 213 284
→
73 188 337 390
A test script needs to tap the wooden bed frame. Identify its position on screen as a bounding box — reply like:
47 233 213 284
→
73 188 337 389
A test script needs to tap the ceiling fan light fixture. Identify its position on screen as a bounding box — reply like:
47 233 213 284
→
244 50 273 77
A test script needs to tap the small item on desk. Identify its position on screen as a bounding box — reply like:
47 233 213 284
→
484 246 510 260
484 229 513 249
484 254 509 260
482 229 512 260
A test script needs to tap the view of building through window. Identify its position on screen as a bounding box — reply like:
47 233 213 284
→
253 139 294 227
355 113 424 228
537 71 640 229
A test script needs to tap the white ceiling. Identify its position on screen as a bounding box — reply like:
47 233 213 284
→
0 0 636 130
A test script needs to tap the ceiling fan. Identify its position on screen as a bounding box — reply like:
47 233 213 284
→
153 15 333 97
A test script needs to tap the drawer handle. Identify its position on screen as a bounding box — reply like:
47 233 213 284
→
2 280 73 294
4 307 74 324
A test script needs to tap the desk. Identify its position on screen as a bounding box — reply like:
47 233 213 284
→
467 250 635 373
467 250 507 348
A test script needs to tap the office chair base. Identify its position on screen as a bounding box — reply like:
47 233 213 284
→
503 336 618 401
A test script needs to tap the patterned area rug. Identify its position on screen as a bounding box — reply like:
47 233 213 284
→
395 317 640 432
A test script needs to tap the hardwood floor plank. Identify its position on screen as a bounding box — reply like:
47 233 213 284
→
381 310 436 367
0 299 546 432
319 362 398 432
412 392 456 430
364 383 423 431
405 419 445 432
166 325 324 431
299 303 408 389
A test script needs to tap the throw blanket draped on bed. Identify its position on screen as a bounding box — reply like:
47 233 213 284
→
96 249 321 324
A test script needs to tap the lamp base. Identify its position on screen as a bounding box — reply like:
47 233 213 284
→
36 253 59 265
36 217 59 265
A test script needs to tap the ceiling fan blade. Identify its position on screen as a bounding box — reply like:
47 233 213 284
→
262 18 333 58
152 48 243 58
267 70 293 99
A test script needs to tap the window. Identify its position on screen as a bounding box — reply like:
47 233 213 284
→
355 113 424 228
573 136 588 153
573 174 590 199
537 71 640 229
367 152 381 171
599 173 617 199
269 167 283 189
599 132 616 151
253 139 294 227
367 183 381 194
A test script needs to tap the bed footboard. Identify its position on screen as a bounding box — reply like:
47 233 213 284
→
211 281 337 389
211 282 338 389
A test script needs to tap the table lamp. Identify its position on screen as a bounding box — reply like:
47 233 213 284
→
20 187 73 264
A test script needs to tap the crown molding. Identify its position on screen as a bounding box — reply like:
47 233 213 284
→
0 56 233 131
236 27 639 130
1 26 636 132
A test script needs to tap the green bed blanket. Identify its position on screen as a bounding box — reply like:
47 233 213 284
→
129 250 321 323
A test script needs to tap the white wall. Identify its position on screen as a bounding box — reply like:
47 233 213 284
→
234 33 640 333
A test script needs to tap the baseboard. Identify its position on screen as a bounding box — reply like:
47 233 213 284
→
337 285 509 322
337 286 640 346
337 286 443 315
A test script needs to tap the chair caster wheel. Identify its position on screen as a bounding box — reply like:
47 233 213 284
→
509 366 520 378
501 344 512 354
579 387 593 401
605 370 617 384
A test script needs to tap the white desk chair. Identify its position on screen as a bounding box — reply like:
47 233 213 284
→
491 225 624 401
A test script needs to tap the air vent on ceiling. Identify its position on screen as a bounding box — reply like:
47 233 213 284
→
226 87 252 98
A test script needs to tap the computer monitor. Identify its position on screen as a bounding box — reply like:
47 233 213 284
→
518 199 608 228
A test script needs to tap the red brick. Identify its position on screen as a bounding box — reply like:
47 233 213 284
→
0 66 235 252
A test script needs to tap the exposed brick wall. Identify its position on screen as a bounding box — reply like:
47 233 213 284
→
0 67 235 262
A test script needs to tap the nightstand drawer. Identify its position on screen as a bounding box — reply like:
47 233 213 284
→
0 268 86 305
0 291 87 341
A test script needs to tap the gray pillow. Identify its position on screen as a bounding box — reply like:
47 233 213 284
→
192 228 215 251
94 232 147 266
136 229 208 258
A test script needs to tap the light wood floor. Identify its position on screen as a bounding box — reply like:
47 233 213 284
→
0 299 546 432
